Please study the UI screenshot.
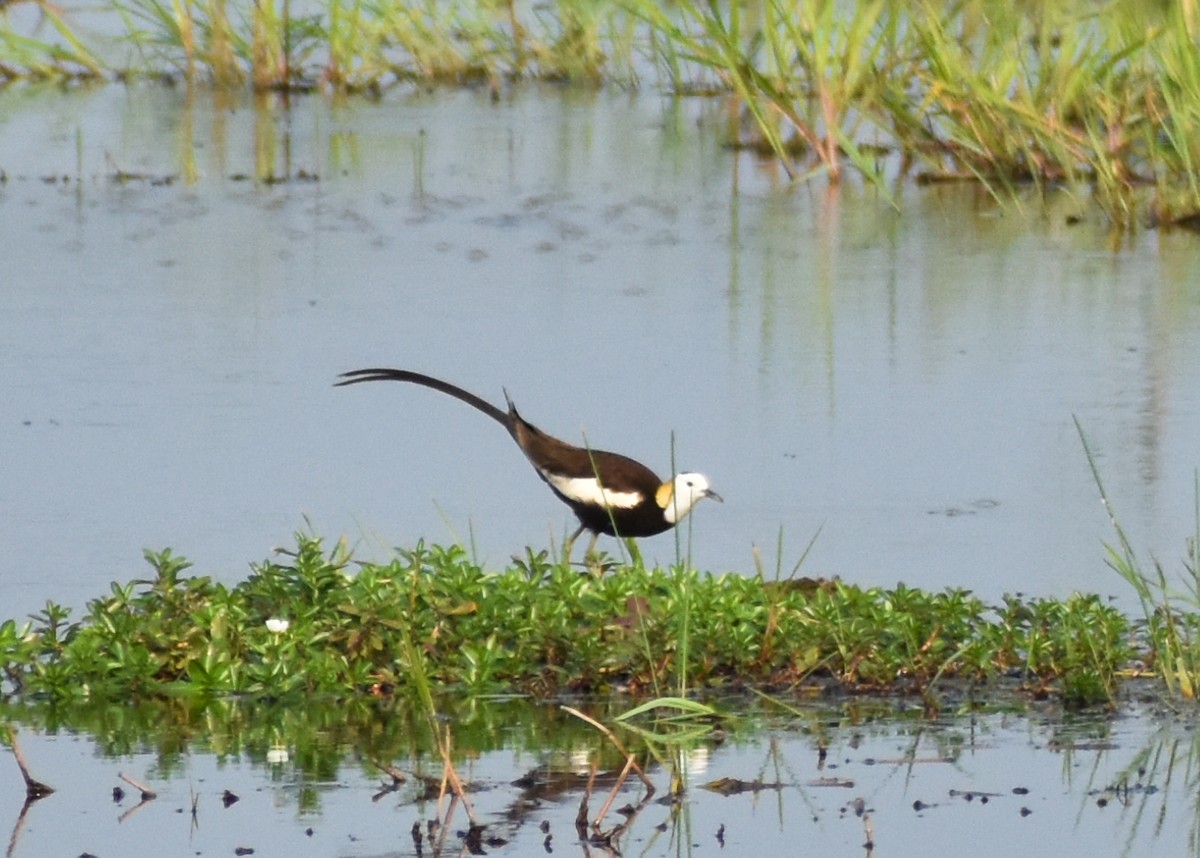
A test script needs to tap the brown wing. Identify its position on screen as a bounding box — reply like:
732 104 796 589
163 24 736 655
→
506 405 662 495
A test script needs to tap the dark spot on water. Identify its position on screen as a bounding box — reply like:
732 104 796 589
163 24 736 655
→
453 820 482 849
476 213 522 228
1097 798 1108 807
645 229 679 246
1013 786 1029 795
222 789 239 807
1020 807 1032 816
112 786 124 802
913 800 927 811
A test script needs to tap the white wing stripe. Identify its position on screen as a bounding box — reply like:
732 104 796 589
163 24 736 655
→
546 474 642 509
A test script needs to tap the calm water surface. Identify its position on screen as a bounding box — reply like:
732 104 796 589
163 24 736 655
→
3 84 1200 619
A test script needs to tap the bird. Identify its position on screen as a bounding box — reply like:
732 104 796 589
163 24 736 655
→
335 368 721 562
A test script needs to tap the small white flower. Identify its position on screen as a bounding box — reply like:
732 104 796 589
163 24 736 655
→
267 747 289 764
265 618 290 634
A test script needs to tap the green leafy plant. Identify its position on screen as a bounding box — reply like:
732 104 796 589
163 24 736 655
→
0 529 1140 708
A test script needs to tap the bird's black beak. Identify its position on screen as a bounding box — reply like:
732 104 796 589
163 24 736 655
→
705 488 724 503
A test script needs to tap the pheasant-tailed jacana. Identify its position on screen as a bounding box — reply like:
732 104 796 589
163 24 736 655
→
335 368 721 561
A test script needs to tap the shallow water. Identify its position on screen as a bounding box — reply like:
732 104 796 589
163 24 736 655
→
3 83 1200 620
0 697 1193 858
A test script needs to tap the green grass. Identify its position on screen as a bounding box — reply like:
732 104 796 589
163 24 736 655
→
1077 416 1200 701
0 531 1136 708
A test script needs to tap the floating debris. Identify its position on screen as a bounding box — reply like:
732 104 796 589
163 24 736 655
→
703 777 786 796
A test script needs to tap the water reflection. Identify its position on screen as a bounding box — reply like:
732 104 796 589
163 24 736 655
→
0 695 1195 858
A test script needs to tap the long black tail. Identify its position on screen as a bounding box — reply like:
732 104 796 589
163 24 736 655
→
336 368 510 428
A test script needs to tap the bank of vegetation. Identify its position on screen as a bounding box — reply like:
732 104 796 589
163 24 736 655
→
0 532 1152 710
4 0 1200 226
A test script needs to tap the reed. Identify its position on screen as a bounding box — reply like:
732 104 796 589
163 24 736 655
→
1076 417 1200 700
0 4 104 79
6 2 1200 220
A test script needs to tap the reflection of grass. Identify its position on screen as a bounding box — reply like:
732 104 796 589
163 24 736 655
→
1077 417 1200 700
0 692 661 810
1110 725 1200 854
0 531 1133 706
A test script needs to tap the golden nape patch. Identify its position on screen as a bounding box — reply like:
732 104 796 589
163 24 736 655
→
655 481 675 510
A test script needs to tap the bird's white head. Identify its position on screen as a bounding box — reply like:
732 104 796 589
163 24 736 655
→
658 472 723 524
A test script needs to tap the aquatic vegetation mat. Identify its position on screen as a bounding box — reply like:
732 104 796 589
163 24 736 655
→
0 533 1139 707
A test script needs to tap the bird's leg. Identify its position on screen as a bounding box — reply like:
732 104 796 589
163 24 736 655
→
581 532 606 577
562 523 586 567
